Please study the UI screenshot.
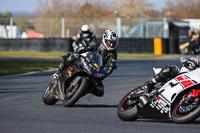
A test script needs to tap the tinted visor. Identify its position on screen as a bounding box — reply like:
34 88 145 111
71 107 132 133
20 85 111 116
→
106 40 117 48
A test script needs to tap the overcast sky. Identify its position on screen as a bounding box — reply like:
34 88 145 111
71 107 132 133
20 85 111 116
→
0 0 166 13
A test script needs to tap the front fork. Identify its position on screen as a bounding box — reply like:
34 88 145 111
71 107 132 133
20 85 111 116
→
180 89 200 106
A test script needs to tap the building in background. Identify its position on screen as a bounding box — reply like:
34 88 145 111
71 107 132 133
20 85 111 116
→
27 29 45 38
0 25 21 38
0 25 7 38
6 25 21 38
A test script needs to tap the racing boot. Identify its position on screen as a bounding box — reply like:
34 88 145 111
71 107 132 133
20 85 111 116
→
51 62 65 80
91 81 104 97
129 75 158 101
127 78 156 106
143 77 157 93
51 53 79 80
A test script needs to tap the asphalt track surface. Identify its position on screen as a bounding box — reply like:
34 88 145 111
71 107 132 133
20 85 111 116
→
0 58 200 133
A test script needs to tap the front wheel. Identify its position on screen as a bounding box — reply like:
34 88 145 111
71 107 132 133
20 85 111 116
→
62 77 88 107
117 86 143 121
42 81 59 105
172 89 200 124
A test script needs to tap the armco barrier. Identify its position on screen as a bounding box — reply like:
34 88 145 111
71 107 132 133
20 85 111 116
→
117 38 154 53
0 38 73 52
0 38 179 54
117 38 173 54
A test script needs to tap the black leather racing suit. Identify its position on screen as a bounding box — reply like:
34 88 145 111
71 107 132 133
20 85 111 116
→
56 40 117 97
144 56 200 93
72 32 96 52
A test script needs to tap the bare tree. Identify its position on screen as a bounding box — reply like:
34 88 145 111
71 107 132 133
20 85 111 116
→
31 0 162 37
111 0 154 18
164 0 200 19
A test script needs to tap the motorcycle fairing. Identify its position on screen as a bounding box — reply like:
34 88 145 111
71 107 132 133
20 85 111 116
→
61 65 80 79
160 68 200 103
138 68 200 119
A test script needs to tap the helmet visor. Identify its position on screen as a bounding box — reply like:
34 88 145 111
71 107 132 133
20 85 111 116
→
82 33 89 38
106 40 117 48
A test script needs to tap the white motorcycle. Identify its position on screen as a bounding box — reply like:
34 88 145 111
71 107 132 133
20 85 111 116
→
117 67 200 124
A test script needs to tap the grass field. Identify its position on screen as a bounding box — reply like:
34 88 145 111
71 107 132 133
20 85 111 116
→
0 51 182 76
0 60 60 76
0 51 181 59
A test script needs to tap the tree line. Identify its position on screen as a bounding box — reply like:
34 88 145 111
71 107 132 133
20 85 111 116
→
1 0 200 37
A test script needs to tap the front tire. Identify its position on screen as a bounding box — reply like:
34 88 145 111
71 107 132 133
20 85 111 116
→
42 81 59 105
63 77 88 107
117 87 143 121
172 89 200 124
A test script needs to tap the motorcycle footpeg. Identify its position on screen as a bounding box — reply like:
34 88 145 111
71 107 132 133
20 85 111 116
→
144 89 157 98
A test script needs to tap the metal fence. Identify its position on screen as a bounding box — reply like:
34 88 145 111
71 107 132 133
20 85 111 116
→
30 17 167 38
28 17 142 38
0 16 169 39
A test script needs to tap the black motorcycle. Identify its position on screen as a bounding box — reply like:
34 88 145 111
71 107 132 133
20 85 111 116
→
42 52 104 107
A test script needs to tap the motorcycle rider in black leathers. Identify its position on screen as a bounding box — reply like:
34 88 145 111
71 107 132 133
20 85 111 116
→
137 56 200 97
72 24 96 52
52 30 119 97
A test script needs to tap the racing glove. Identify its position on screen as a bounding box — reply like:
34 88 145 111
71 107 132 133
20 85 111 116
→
93 66 106 80
94 73 106 80
77 47 86 54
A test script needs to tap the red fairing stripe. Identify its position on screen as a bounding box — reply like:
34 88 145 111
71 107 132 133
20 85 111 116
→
176 75 188 81
181 80 194 88
175 75 195 88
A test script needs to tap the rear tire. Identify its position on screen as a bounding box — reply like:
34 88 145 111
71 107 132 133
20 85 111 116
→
63 77 88 107
117 87 142 121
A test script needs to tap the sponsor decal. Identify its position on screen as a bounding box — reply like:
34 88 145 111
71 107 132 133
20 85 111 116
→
94 63 100 72
89 63 92 68
67 69 72 77
150 96 170 114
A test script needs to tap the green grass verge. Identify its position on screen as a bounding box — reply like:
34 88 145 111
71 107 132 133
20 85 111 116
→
0 51 181 59
0 51 66 59
0 60 60 76
0 51 182 76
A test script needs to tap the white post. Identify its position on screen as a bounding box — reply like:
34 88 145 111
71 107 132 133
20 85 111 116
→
10 17 13 38
161 12 168 38
117 17 121 38
61 16 65 38
114 10 121 38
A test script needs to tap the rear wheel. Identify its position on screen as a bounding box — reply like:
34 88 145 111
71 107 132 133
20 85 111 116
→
42 81 59 105
63 77 88 107
172 89 200 124
117 86 144 121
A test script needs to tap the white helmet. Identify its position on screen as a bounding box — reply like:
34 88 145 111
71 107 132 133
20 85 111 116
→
81 25 90 33
102 30 119 51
